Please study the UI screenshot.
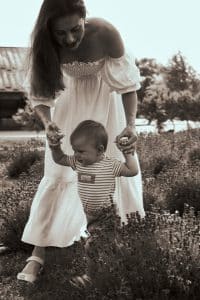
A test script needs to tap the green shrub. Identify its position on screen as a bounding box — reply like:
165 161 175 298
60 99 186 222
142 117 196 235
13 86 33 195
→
0 161 43 252
137 129 200 212
143 177 162 210
0 131 200 299
1 204 200 299
86 208 200 299
188 147 200 162
7 150 42 178
0 148 9 162
152 155 178 177
165 177 200 215
0 200 32 253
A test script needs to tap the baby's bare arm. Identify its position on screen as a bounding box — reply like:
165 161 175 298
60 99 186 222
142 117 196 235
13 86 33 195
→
117 137 138 177
49 145 70 166
120 153 139 177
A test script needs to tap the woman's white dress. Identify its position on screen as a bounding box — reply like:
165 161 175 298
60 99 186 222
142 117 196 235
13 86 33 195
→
22 53 145 247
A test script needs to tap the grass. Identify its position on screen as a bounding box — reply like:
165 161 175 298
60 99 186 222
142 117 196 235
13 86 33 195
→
0 129 200 299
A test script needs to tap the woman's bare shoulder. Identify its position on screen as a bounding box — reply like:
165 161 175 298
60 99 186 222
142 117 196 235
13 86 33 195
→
87 18 125 58
87 17 112 27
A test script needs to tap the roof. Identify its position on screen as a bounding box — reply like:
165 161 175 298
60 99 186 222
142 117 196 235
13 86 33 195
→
0 47 28 92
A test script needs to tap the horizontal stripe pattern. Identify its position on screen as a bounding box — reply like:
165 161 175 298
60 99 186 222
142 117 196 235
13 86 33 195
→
67 155 123 213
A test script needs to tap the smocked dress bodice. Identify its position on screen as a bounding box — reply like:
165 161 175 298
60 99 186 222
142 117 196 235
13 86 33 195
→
62 58 105 78
27 53 141 108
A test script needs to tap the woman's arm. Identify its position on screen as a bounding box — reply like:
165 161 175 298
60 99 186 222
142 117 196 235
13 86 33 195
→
122 91 137 128
34 104 52 129
115 91 138 154
102 22 138 153
34 104 64 145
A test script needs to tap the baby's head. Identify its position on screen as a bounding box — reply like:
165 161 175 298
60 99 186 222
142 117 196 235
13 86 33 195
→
70 120 108 166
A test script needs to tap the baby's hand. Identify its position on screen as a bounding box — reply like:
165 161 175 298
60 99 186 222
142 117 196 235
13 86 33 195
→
116 126 137 154
119 137 129 145
46 122 64 147
117 137 136 155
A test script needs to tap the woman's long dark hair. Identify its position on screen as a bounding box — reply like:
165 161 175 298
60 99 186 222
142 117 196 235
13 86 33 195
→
29 0 86 98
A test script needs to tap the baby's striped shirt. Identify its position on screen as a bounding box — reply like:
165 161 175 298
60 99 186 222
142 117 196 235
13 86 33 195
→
66 155 123 214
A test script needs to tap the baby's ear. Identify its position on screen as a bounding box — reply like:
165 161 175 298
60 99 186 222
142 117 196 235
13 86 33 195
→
97 144 104 153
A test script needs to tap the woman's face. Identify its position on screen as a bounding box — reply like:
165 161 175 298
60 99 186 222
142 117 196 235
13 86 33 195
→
51 14 85 50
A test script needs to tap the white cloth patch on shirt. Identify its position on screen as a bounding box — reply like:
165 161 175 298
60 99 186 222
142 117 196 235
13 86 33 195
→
78 172 96 184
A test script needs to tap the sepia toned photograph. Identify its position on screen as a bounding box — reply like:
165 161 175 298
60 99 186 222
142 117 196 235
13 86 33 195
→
0 0 200 299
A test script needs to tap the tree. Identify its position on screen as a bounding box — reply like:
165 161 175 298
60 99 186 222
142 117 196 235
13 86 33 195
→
162 91 180 130
193 93 200 121
137 53 200 131
138 84 200 132
163 52 200 94
138 84 169 132
174 90 200 127
136 58 163 103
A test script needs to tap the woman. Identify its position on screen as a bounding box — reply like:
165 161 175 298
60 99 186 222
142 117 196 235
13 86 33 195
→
17 0 145 283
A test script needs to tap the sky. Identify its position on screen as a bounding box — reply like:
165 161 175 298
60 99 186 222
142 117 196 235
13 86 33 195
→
0 0 199 73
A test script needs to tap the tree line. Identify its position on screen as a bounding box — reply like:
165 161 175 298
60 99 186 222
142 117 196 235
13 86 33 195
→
137 52 200 132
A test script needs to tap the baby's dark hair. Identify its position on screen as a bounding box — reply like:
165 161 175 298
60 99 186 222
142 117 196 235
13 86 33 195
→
70 120 108 151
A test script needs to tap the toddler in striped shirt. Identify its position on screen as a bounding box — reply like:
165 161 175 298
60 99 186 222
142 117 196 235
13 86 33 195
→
48 119 138 220
48 119 138 287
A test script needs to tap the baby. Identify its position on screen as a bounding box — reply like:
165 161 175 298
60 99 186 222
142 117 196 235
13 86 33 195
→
48 119 138 221
48 119 138 287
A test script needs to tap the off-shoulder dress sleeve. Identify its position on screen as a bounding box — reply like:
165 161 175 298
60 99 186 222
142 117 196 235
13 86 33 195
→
21 71 56 108
101 53 141 94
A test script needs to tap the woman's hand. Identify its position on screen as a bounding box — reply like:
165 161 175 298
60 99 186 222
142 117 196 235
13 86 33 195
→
45 122 64 147
115 125 137 154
